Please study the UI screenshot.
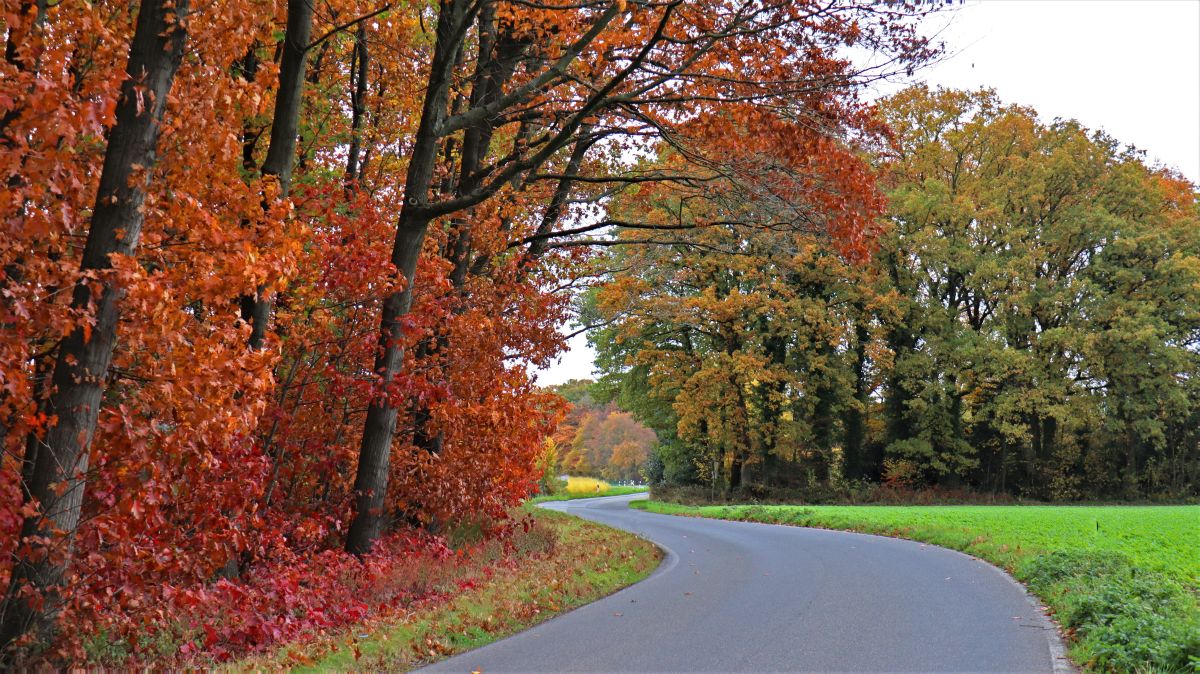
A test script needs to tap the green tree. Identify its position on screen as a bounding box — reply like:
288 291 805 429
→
878 86 1200 498
590 85 1200 501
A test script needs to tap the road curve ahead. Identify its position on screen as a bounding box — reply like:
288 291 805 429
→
420 494 1065 673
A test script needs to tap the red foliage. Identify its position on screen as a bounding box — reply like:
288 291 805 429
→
73 526 457 664
168 533 452 663
0 0 933 663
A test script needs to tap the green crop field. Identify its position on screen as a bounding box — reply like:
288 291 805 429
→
635 501 1200 672
642 504 1199 585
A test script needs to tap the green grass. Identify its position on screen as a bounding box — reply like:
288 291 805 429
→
634 500 1200 672
529 485 648 502
236 508 660 672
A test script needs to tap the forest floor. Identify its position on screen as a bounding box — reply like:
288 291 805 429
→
633 500 1200 672
230 507 660 672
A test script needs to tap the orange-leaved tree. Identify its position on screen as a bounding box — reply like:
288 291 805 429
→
343 0 938 554
0 0 937 662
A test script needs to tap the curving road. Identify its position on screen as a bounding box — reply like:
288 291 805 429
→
420 493 1069 673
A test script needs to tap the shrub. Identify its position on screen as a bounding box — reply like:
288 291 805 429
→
641 448 665 485
1020 551 1200 672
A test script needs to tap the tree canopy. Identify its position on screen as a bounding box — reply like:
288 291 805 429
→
589 86 1200 501
0 0 936 662
549 380 657 482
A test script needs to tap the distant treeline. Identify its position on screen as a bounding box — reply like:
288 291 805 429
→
548 380 657 483
587 87 1200 501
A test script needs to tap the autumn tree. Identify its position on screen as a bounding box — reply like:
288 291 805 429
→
591 85 1200 501
546 381 657 482
0 0 190 651
878 86 1200 497
608 440 649 481
0 0 937 662
587 177 888 492
345 0 936 551
0 0 344 656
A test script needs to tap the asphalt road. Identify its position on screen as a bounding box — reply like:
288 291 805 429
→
420 493 1068 673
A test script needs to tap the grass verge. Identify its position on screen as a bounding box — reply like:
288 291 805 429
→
530 485 647 503
232 508 660 672
633 500 1199 672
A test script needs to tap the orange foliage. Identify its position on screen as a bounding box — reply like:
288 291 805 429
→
0 0 935 663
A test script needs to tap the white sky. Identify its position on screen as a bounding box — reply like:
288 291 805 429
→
531 0 1200 387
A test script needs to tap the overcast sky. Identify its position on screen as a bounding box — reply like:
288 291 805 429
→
532 0 1200 387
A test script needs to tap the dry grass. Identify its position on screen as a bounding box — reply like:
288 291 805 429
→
232 507 660 672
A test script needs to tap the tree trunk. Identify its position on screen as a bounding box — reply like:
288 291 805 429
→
242 0 314 350
1123 425 1141 498
728 454 743 494
0 0 188 653
940 374 964 488
410 3 532 458
843 320 870 480
345 222 430 554
223 5 314 578
344 23 369 188
1023 411 1040 492
345 0 465 555
809 340 836 484
1041 415 1056 461
884 322 915 449
882 252 917 472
